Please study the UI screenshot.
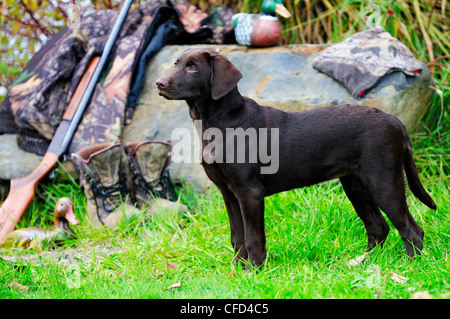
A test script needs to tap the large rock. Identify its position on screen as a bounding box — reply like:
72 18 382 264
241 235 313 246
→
0 134 43 180
0 134 43 192
1 44 435 190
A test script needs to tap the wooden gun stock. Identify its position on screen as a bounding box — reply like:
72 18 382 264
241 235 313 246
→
0 57 100 243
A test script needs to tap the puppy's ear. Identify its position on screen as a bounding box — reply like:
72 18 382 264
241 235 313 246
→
206 52 243 100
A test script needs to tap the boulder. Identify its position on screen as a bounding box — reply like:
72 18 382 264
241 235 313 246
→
0 133 74 192
1 44 435 191
0 134 43 180
0 134 42 193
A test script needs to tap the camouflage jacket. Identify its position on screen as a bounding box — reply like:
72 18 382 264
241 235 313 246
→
0 0 235 156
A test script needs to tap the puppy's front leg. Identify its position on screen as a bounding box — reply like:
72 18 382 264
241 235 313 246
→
220 189 248 264
235 187 266 268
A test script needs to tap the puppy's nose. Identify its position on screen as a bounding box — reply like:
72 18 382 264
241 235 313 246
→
156 78 168 89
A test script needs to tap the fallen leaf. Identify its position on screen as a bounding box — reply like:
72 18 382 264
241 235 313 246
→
167 263 177 270
165 282 182 291
10 280 29 291
410 291 433 299
439 292 450 298
389 272 410 284
347 252 368 267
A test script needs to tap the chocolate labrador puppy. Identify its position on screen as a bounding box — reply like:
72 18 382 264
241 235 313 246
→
156 48 436 268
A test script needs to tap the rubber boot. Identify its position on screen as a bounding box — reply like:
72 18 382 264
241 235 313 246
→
71 142 139 228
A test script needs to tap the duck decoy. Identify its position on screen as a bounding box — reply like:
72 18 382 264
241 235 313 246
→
232 0 291 47
9 197 79 248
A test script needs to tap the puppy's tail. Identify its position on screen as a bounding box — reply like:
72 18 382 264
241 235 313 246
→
399 121 437 210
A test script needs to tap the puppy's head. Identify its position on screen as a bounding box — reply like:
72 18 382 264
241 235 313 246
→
156 48 242 101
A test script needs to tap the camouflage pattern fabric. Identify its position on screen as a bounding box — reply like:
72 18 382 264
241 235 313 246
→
71 141 139 228
0 0 236 156
0 92 17 135
124 140 176 207
0 20 107 154
312 27 423 98
69 1 166 155
174 1 208 33
200 7 236 44
173 2 235 44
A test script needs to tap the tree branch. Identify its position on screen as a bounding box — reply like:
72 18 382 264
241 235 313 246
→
19 0 53 37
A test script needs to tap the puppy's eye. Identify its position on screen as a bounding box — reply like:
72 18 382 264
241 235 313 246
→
187 64 197 72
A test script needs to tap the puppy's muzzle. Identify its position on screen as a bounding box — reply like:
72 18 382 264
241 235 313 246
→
155 78 171 98
156 78 168 89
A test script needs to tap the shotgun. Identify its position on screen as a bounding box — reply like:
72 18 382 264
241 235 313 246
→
0 0 134 243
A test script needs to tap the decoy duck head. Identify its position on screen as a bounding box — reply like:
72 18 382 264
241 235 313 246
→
54 197 79 229
262 0 291 18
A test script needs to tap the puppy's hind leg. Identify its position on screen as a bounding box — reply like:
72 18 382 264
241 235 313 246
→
340 174 390 251
367 171 424 257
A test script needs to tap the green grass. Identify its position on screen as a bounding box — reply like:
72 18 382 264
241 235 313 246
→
1 127 449 299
